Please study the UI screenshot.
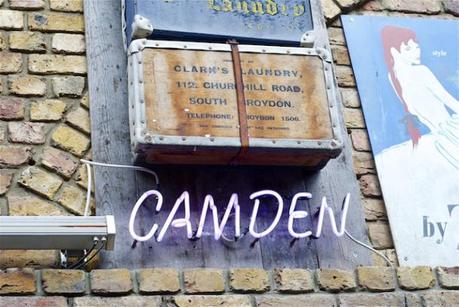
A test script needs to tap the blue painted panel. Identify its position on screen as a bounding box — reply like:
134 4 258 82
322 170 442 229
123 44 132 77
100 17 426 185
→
343 15 459 266
125 0 313 46
342 16 459 155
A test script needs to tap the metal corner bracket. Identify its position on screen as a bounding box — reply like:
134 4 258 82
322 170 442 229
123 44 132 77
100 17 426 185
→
300 30 316 48
131 14 153 40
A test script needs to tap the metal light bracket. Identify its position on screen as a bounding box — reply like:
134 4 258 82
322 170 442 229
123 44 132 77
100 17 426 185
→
0 215 116 251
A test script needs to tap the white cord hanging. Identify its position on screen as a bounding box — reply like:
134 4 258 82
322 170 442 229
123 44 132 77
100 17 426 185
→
80 159 159 217
345 230 394 268
80 159 159 185
83 162 92 217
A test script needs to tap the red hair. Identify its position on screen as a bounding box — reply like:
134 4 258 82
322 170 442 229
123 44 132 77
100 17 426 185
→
381 25 421 146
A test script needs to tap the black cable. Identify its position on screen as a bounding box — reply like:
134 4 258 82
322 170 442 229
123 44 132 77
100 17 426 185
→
67 239 99 269
73 239 106 269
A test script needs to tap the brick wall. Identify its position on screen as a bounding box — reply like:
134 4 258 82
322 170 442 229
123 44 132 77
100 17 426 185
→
0 0 91 267
0 267 458 306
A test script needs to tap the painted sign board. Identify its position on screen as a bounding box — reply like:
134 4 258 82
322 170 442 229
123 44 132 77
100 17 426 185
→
123 0 313 46
144 48 331 139
128 40 342 167
343 15 459 266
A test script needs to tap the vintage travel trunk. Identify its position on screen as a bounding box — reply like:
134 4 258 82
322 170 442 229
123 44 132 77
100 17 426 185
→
128 39 342 168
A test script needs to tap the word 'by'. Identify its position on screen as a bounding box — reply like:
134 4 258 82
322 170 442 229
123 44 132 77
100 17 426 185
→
129 190 351 242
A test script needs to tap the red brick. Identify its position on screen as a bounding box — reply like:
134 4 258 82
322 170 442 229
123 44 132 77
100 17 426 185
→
41 146 79 179
0 97 24 120
8 122 46 144
0 145 32 167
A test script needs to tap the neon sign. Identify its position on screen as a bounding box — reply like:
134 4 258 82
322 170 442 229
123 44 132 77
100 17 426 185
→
129 190 350 242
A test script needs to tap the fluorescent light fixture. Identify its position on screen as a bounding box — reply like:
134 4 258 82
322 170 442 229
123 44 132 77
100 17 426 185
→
0 216 116 251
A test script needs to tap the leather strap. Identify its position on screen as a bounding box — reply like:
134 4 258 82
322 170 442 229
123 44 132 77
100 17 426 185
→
227 39 249 160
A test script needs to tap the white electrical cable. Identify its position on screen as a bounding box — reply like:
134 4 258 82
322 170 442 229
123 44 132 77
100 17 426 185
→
83 162 92 216
80 159 159 185
344 230 394 268
80 159 160 217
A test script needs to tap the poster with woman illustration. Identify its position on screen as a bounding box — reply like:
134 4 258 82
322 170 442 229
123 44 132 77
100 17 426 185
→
342 16 459 266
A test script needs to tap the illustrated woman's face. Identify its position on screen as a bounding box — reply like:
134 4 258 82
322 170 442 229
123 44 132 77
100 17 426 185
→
399 39 421 65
